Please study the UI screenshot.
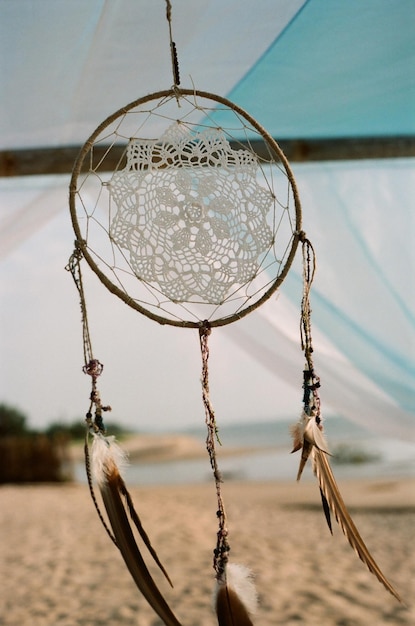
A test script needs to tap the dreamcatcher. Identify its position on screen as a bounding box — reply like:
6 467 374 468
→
67 2 402 623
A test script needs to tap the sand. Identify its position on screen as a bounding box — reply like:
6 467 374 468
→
0 472 414 626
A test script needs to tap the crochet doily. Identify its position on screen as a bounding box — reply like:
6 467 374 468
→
109 123 274 304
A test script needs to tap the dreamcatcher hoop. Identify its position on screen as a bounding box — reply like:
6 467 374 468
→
69 88 302 328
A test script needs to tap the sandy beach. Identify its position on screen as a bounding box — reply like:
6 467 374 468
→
0 470 414 625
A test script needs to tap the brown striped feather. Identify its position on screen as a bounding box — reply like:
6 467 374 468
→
100 465 183 626
313 447 403 603
114 470 173 586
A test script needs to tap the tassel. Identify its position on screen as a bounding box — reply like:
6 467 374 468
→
215 563 257 626
90 434 183 626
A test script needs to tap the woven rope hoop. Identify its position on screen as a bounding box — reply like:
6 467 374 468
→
69 88 302 328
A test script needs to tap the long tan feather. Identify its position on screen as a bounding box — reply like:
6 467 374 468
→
115 472 173 586
313 447 403 602
90 434 182 625
101 467 183 626
90 434 173 584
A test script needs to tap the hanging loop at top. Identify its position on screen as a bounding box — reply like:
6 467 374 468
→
165 0 180 87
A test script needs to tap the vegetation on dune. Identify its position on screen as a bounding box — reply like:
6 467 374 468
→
0 402 131 483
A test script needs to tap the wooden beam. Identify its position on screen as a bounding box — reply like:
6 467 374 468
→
1 136 414 177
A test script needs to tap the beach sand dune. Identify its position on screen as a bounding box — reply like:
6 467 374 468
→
0 478 413 625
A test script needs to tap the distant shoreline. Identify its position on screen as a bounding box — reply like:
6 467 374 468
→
70 432 281 464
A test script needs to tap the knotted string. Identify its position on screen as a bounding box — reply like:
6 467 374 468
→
199 322 230 580
66 243 111 429
165 0 180 88
66 242 94 368
299 235 321 423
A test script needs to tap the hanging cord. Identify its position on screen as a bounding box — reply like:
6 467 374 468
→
199 322 230 581
66 244 116 546
66 243 111 426
299 235 321 422
165 0 181 87
66 241 94 367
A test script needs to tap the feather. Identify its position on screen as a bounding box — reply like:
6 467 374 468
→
91 435 171 583
313 447 403 603
295 438 313 481
91 434 128 486
91 434 183 626
291 412 330 481
319 487 333 534
290 422 303 453
215 563 257 626
306 416 329 453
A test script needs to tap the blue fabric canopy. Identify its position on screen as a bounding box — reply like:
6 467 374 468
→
224 0 415 137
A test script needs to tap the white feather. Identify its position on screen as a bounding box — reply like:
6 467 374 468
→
91 434 129 485
215 563 258 617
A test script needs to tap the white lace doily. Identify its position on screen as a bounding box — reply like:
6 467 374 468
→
109 123 274 304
